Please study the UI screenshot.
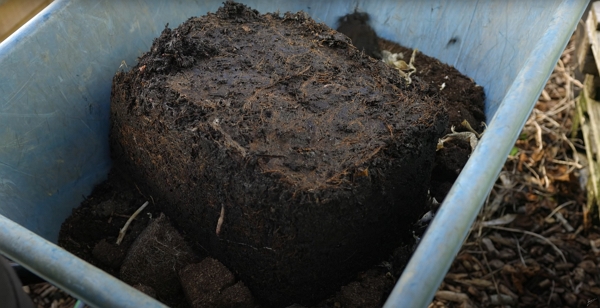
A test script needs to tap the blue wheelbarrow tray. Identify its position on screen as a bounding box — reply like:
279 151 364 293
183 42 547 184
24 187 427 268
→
0 1 587 307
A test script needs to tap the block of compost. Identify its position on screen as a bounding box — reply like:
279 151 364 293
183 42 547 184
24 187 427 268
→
110 1 447 305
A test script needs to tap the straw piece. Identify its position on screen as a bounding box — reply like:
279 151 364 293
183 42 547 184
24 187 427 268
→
116 201 149 245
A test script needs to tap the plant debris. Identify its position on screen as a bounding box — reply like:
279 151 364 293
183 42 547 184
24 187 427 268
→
431 35 592 308
437 120 485 153
382 48 419 84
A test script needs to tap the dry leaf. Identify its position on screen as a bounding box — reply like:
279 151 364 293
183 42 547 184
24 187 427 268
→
531 149 544 162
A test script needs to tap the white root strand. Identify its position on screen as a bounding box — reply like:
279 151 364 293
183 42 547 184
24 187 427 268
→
116 201 149 245
216 205 225 236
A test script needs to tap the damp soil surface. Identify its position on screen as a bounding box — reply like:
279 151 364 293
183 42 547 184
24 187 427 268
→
59 3 485 307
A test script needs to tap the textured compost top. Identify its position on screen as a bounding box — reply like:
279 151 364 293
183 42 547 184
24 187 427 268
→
116 3 446 192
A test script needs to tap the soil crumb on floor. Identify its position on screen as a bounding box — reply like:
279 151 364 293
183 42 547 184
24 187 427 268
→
59 3 485 307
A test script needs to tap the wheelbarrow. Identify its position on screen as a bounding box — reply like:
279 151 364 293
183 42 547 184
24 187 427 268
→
0 0 587 307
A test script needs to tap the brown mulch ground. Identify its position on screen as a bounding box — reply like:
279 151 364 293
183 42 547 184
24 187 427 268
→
24 283 77 308
430 37 594 308
24 29 588 308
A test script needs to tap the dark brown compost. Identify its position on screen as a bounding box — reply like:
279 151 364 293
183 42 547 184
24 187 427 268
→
108 2 448 306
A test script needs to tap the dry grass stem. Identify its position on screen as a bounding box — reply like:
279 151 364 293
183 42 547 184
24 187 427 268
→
116 201 149 245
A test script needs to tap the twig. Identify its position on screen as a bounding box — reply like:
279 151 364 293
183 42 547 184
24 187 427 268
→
515 235 526 266
547 280 555 306
533 120 543 151
480 241 501 301
216 205 225 236
549 159 582 168
116 201 149 245
555 212 575 232
487 226 567 263
545 200 575 220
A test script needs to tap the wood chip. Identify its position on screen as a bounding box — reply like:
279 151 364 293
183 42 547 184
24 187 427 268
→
435 290 470 303
499 283 518 299
489 294 515 305
456 279 493 288
555 262 574 270
488 234 515 247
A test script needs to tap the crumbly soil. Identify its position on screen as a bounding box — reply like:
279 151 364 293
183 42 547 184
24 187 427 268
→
58 3 485 307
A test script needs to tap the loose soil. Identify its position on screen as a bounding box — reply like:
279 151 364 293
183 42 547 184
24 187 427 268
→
58 3 485 307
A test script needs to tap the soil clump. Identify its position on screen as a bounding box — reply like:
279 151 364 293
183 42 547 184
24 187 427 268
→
59 3 485 307
109 2 446 306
